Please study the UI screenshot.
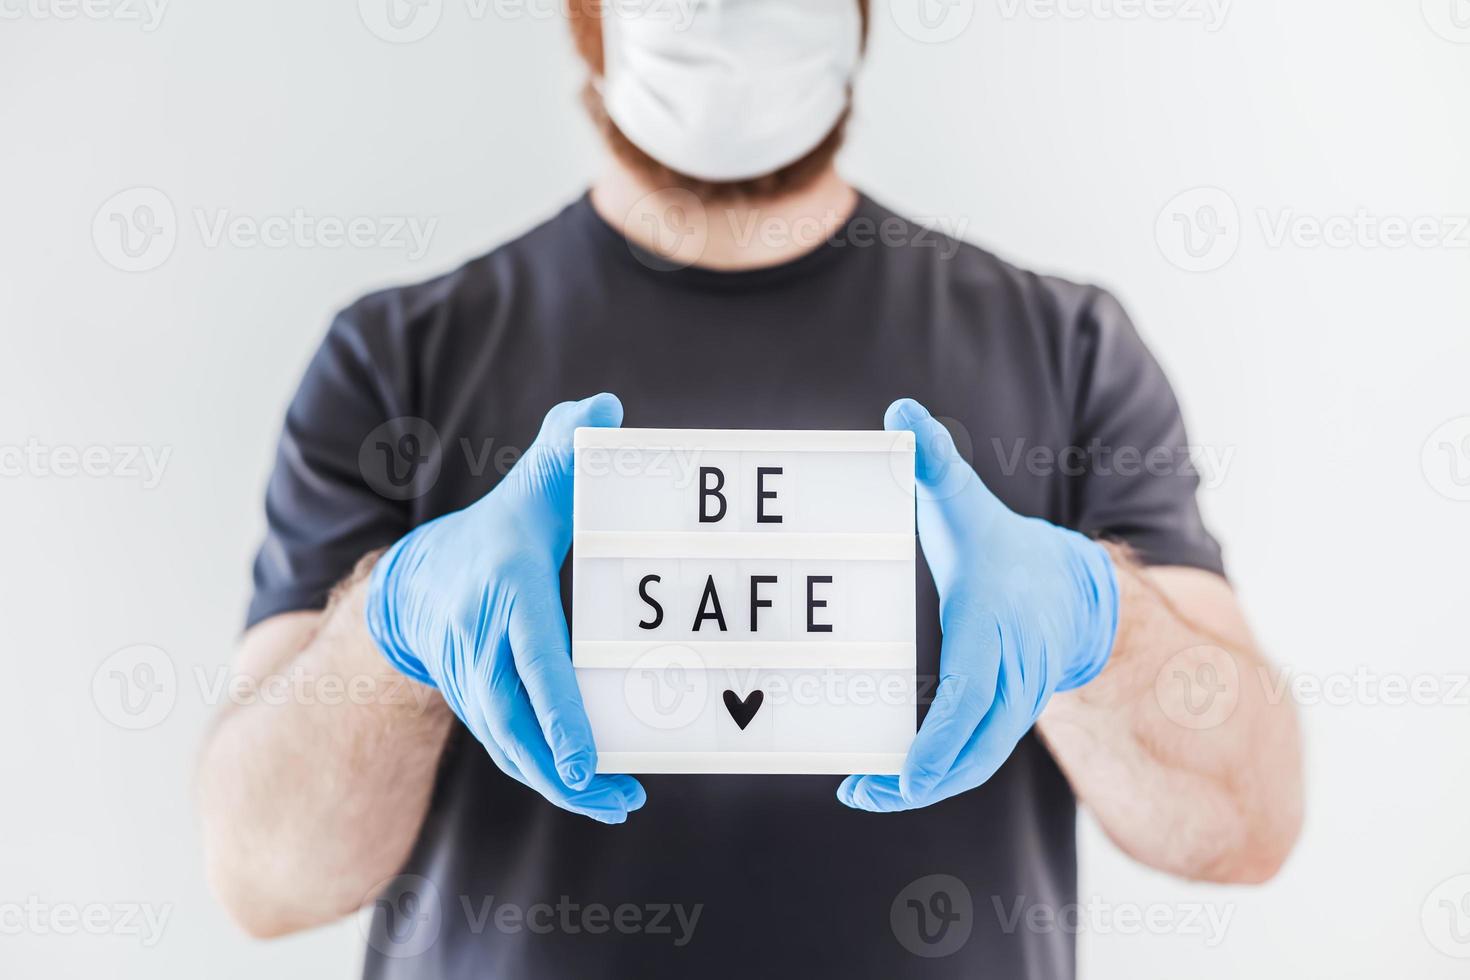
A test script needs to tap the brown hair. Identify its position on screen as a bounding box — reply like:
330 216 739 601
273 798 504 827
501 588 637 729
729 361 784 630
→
566 0 869 202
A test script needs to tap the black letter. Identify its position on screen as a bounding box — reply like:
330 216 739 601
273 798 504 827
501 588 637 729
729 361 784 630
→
637 574 663 630
756 466 783 524
806 575 833 633
750 575 777 632
693 575 728 632
699 467 727 523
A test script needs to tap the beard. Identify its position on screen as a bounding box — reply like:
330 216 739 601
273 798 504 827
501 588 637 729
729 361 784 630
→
580 81 851 204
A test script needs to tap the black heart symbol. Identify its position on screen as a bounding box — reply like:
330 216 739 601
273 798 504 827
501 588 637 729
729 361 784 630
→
722 690 764 731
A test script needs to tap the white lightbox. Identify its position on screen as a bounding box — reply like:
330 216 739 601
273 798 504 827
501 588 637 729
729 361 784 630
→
572 427 917 775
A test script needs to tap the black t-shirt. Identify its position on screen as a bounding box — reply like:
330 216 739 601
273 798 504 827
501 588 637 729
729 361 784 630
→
248 192 1224 979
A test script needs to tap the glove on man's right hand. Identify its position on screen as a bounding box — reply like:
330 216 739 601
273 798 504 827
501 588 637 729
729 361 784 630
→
366 393 645 824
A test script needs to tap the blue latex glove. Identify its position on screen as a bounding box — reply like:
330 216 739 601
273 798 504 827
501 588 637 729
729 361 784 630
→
366 393 645 824
838 398 1120 812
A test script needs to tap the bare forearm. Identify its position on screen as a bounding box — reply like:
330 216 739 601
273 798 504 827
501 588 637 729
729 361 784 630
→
1038 554 1303 883
197 557 452 937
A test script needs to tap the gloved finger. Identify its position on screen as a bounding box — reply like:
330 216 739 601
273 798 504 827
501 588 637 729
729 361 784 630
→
841 707 1031 814
457 690 532 787
481 638 643 820
438 666 557 802
836 774 911 812
915 651 1036 806
845 728 1020 813
841 614 1010 812
508 578 599 790
884 398 1004 519
935 709 1031 803
898 605 1003 803
472 675 644 824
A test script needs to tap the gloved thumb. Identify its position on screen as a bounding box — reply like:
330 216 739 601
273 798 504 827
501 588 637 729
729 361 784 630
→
514 393 624 496
884 396 1012 530
883 398 998 505
535 392 624 447
884 399 957 484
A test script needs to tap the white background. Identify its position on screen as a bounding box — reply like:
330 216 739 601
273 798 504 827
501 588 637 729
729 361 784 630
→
3 0 1469 976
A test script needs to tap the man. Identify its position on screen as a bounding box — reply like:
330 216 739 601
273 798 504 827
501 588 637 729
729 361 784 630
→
198 1 1303 976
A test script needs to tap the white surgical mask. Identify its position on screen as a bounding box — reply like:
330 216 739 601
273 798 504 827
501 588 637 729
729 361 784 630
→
599 0 862 183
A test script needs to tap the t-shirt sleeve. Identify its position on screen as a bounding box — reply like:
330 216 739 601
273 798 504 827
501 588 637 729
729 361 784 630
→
245 311 411 628
1064 287 1226 577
